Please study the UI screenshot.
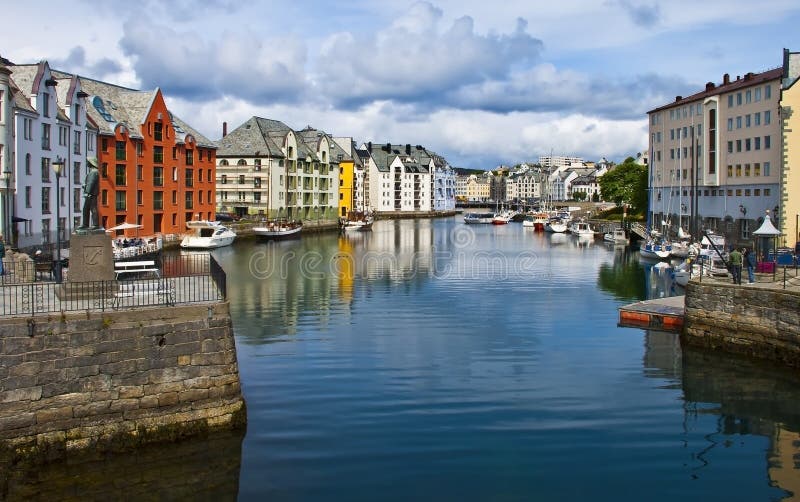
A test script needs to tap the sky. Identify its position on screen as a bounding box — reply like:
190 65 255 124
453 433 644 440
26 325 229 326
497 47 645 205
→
3 0 800 169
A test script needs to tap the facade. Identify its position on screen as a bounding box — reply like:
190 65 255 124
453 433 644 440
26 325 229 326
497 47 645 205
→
80 80 216 236
648 68 782 244
539 155 583 169
5 61 92 250
781 49 800 246
216 117 337 222
333 137 362 217
432 165 455 211
0 62 13 244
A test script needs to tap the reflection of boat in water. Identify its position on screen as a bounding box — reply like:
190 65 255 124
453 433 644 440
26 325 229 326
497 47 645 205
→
603 228 628 245
464 212 495 224
180 221 236 249
549 233 568 246
639 240 671 260
253 219 303 239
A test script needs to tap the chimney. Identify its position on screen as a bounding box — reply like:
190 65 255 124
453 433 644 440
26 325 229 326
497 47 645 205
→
744 72 754 81
405 143 411 155
368 141 372 152
675 96 682 102
723 73 730 85
222 121 227 137
705 82 715 91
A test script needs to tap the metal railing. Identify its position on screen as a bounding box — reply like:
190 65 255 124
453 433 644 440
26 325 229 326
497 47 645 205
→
0 254 227 317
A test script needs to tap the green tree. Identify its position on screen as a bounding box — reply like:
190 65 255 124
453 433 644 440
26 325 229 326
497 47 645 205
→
599 157 648 212
572 191 587 201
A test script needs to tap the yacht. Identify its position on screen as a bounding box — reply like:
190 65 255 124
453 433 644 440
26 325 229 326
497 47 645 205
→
639 240 671 260
341 212 374 232
544 218 568 233
603 228 628 245
569 220 595 237
253 219 303 239
491 210 517 225
464 212 495 224
180 221 237 249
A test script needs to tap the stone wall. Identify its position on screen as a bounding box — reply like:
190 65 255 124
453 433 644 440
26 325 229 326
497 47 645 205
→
684 281 800 366
0 302 246 465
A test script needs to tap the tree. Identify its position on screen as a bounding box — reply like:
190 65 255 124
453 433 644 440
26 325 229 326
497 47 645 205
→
598 157 648 212
572 191 587 201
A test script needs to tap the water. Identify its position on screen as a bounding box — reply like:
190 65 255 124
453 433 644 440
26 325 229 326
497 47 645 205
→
5 217 800 501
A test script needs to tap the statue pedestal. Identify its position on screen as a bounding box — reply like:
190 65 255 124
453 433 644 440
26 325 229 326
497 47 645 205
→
57 230 115 300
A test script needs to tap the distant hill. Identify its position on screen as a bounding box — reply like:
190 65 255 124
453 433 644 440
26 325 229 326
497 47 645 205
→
452 167 487 176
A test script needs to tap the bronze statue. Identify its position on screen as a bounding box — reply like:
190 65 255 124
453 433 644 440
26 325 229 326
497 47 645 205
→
80 157 100 229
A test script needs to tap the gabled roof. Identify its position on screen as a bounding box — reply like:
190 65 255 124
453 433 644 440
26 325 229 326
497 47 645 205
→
216 116 286 157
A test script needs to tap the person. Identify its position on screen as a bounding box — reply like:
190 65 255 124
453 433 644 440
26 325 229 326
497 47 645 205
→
80 157 100 229
744 247 756 284
0 234 5 276
729 246 743 285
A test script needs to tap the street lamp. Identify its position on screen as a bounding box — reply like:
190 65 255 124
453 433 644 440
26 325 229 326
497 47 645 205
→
52 157 65 283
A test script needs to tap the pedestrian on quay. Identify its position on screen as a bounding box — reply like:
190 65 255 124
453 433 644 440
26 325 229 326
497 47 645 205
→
744 247 756 284
729 246 742 285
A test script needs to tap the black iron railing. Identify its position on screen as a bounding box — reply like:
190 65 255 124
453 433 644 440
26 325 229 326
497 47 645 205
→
0 254 226 317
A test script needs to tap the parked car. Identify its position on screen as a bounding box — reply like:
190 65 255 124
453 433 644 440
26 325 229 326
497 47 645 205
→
215 213 239 222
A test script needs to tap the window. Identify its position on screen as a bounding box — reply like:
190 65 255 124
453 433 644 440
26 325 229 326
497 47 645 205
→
41 187 50 213
727 141 733 153
727 118 733 131
745 164 750 176
137 164 143 181
136 142 143 158
736 140 742 152
41 123 51 149
41 157 51 182
137 190 143 205
221 175 227 184
207 169 211 182
173 167 178 182
728 95 733 107
737 92 742 105
755 137 761 150
755 88 761 102
765 110 771 125
199 149 204 161
173 147 178 160
745 90 751 103
755 112 761 126
754 163 761 176
745 115 751 128
198 169 204 183
73 131 81 154
254 159 261 171
254 177 261 188
115 164 126 186
42 92 50 117
253 192 260 203
745 138 751 151
186 149 194 166
25 154 31 175
765 136 771 149
755 189 761 196
765 188 771 196
115 191 126 211
59 126 68 146
239 175 245 184
101 163 108 178
185 169 194 187
172 191 177 205
765 85 771 100
670 129 675 140
185 191 194 210
764 162 770 176
727 189 733 196
153 146 163 163
154 122 163 141
73 188 81 212
41 219 50 244
73 162 81 184
670 149 674 159
153 191 163 210
727 165 733 177
25 186 31 208
23 118 32 140
153 166 163 186
736 116 742 129
102 137 108 152
199 190 204 204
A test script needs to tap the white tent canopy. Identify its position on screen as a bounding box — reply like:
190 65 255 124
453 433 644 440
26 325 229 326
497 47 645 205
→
753 216 781 236
106 222 142 232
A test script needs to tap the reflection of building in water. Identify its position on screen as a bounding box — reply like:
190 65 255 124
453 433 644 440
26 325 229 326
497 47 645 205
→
337 235 355 304
362 220 433 281
769 427 800 501
642 330 682 380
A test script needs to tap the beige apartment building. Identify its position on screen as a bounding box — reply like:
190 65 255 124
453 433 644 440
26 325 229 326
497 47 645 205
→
648 68 782 246
781 49 800 246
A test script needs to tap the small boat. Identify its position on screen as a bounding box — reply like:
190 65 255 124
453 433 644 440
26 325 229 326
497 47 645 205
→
491 210 516 225
464 212 495 224
522 215 535 227
544 218 568 233
112 236 163 262
639 239 672 260
341 212 374 232
699 254 730 277
569 220 595 237
699 232 727 258
253 219 303 239
672 259 703 287
180 221 236 249
603 228 628 245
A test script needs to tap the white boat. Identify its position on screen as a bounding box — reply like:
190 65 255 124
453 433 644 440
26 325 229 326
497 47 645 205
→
253 219 303 239
699 254 730 277
492 210 516 225
180 221 236 249
522 215 535 227
544 218 568 233
639 240 672 260
464 212 495 224
112 236 163 261
569 220 595 237
669 240 690 259
700 232 727 258
341 212 374 232
603 228 628 245
673 259 703 287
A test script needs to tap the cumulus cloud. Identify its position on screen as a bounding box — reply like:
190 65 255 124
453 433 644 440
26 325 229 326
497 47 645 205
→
119 16 309 103
315 1 543 108
50 46 124 81
615 0 661 27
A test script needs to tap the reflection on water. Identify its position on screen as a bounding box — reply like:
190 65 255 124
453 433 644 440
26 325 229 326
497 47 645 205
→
2 430 244 500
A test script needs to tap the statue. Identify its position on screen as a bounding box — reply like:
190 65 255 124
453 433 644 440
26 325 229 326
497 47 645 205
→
80 157 100 230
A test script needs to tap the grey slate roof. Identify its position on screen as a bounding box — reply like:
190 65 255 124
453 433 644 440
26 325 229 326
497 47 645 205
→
216 116 287 158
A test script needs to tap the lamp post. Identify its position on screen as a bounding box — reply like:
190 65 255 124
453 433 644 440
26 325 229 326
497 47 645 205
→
52 157 65 283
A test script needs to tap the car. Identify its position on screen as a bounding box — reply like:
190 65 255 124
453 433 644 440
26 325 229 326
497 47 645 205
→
215 213 235 222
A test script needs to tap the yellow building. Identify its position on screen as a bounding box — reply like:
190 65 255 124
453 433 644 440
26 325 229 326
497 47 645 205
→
781 49 800 246
338 157 355 218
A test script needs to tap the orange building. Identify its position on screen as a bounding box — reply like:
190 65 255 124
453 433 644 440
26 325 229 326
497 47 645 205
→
79 79 216 237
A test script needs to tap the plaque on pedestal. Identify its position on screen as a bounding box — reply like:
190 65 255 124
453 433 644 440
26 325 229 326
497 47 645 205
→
57 230 115 300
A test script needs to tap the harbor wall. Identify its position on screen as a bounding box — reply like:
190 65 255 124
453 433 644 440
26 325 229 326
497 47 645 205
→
0 302 246 465
684 281 800 366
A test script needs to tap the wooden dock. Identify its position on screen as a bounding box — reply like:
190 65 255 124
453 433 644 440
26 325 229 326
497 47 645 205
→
618 296 685 333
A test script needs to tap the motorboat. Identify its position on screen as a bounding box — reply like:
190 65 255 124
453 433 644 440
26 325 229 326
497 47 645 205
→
491 210 516 225
699 254 730 277
180 221 236 249
522 215 535 227
700 232 727 258
569 220 595 237
639 239 672 260
112 236 163 262
464 212 495 224
253 219 303 239
544 218 568 233
603 228 628 245
673 259 703 287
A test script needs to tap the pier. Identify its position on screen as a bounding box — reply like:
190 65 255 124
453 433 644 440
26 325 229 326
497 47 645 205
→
618 296 685 333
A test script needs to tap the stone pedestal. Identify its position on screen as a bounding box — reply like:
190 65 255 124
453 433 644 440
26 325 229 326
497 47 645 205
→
57 230 115 300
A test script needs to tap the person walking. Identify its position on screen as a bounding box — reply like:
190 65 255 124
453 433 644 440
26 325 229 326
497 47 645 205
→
0 234 5 276
729 246 743 285
744 247 756 284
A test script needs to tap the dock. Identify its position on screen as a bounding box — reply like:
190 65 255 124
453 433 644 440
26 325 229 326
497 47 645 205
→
618 296 685 333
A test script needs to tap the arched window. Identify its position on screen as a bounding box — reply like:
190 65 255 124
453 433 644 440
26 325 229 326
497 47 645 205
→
219 159 229 166
237 159 247 166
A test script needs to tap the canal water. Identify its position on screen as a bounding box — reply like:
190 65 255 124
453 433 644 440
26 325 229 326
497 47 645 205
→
6 217 800 500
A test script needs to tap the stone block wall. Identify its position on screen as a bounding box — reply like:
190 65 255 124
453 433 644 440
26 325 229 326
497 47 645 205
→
684 282 800 366
0 302 246 464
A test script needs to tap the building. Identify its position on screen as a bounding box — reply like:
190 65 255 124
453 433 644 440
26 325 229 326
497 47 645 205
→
781 49 800 246
3 61 94 250
647 67 782 244
216 117 338 222
538 155 583 169
332 137 363 217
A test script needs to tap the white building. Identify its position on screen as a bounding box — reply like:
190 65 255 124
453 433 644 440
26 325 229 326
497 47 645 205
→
4 60 94 251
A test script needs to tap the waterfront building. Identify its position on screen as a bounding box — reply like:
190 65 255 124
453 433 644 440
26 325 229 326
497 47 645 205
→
0 59 14 245
461 173 491 202
4 61 97 250
539 155 584 170
432 164 455 211
780 49 800 246
333 137 364 216
647 67 781 245
216 117 337 222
